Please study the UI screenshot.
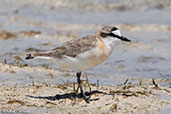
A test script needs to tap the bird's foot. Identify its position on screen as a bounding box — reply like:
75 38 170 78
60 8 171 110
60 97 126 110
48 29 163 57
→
81 92 90 103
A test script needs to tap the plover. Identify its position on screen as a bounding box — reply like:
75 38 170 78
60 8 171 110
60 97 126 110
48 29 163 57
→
25 26 131 103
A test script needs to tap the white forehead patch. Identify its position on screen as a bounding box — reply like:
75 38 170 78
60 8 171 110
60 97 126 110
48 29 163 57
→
112 30 121 36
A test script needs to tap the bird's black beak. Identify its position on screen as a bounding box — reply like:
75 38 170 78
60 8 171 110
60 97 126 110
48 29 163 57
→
103 33 131 42
109 33 131 42
119 36 131 42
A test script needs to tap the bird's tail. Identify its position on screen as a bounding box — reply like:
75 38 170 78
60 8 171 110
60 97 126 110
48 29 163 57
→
25 54 34 60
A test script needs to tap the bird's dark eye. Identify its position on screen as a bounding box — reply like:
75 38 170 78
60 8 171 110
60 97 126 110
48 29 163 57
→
100 32 108 37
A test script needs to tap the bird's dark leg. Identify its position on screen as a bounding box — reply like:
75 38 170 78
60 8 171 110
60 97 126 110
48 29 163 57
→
76 72 89 103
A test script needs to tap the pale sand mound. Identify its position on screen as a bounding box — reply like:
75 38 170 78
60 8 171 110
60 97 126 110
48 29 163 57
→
0 82 170 114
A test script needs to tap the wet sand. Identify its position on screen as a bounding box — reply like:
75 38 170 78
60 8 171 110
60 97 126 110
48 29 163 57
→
0 63 171 113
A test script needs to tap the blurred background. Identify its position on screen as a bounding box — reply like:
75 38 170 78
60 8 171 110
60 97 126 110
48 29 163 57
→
0 0 171 87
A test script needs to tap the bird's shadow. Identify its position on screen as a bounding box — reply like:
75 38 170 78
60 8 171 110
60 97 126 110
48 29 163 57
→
26 90 109 102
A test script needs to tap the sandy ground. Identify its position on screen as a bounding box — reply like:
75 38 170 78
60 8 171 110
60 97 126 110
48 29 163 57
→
0 63 171 114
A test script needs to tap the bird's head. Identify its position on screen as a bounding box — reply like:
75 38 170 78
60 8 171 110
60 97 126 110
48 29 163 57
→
100 26 131 43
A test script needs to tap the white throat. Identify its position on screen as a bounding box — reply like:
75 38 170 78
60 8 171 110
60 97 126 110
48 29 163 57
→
101 36 120 48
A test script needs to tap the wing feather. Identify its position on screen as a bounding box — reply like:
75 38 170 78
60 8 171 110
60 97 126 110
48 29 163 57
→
33 35 97 58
